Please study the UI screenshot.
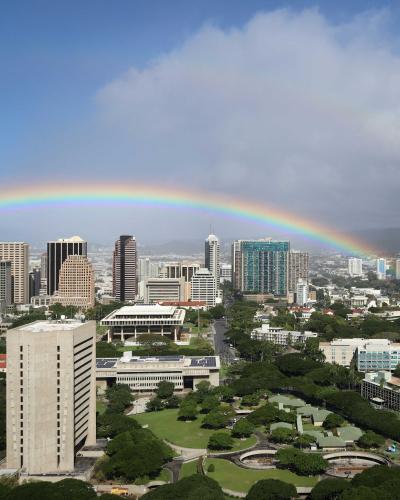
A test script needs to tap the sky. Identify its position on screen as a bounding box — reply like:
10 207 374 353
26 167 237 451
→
1 0 400 247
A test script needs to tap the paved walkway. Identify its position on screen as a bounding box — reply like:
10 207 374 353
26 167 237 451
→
166 441 206 460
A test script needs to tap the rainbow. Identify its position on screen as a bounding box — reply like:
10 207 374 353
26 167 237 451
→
0 182 377 256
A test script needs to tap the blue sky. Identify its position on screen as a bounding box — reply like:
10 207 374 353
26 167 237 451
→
1 1 400 244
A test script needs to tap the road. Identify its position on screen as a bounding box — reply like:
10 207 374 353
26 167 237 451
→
213 318 236 365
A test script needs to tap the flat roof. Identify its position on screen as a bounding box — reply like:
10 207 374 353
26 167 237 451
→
96 355 218 369
18 320 87 332
108 305 177 315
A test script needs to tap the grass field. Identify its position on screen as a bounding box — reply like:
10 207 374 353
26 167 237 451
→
179 460 199 479
134 408 256 450
205 458 318 492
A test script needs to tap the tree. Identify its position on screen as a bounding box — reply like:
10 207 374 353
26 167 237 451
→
246 479 297 500
140 474 224 500
247 404 279 426
156 380 175 399
241 394 260 406
358 431 385 449
269 427 296 443
208 432 234 450
137 334 174 353
105 384 133 414
202 410 230 429
96 341 120 357
209 304 225 319
178 401 198 420
195 381 211 400
164 395 180 408
323 413 344 430
200 395 220 414
212 385 235 402
232 418 255 438
276 447 327 476
97 413 140 439
146 397 164 412
295 433 316 449
310 478 350 500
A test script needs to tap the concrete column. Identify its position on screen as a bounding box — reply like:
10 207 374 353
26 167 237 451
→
121 327 125 343
107 329 111 343
174 327 177 342
134 327 137 340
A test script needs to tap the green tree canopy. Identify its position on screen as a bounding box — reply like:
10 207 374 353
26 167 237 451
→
208 432 234 450
246 479 297 500
141 474 224 500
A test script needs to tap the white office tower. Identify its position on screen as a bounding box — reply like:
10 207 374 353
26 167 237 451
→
138 258 159 282
6 319 96 474
296 279 309 306
348 257 363 277
376 258 387 280
191 268 217 307
0 261 12 312
0 243 29 304
220 263 232 284
205 234 220 282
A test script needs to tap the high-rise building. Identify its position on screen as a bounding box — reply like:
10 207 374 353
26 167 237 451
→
288 251 309 292
231 239 290 296
158 262 200 301
191 268 217 307
53 255 95 310
348 257 363 277
0 261 12 311
47 236 87 296
113 235 137 302
220 263 232 284
29 268 41 300
296 279 309 306
376 258 386 280
395 259 400 280
138 258 159 282
0 242 29 304
205 234 220 282
6 319 96 474
144 277 185 303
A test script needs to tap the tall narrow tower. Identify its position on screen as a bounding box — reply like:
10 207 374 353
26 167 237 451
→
113 235 137 302
205 234 220 282
0 242 29 304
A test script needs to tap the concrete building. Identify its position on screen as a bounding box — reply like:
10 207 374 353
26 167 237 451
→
112 235 137 302
251 323 317 345
29 268 41 300
361 371 400 412
0 242 29 304
138 257 159 282
205 234 220 282
47 236 87 296
6 319 96 474
96 352 220 392
52 255 95 310
220 263 232 284
101 304 186 343
231 239 290 296
320 338 400 371
0 261 12 310
296 279 309 306
159 262 200 301
396 259 400 280
191 268 217 308
144 277 185 304
289 251 309 292
348 258 363 277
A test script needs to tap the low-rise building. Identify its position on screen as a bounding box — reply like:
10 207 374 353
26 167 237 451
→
361 371 400 411
251 323 317 345
100 304 186 343
96 352 220 392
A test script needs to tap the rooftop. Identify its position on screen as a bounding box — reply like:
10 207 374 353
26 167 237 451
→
18 320 88 332
107 304 177 316
96 355 219 369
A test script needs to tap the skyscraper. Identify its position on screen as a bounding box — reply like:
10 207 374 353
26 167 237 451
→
7 319 96 473
29 268 41 300
205 234 220 282
288 251 309 292
376 258 386 280
0 242 29 304
54 255 95 310
113 235 137 302
191 268 217 307
348 257 363 277
296 279 309 306
47 236 87 296
231 239 290 296
396 259 400 280
0 260 12 310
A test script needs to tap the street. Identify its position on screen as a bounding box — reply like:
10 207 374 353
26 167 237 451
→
213 318 236 365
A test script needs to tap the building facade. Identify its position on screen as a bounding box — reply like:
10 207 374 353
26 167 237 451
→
29 268 41 300
96 353 220 393
101 304 186 343
6 319 96 474
0 260 12 310
112 235 137 302
0 242 29 304
361 371 400 412
191 268 217 307
232 239 290 296
251 323 317 345
289 251 309 292
144 277 185 304
47 236 87 296
53 255 95 310
296 279 309 306
220 263 232 284
376 258 386 280
348 258 363 277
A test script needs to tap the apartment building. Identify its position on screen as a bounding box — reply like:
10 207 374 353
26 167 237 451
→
0 242 29 304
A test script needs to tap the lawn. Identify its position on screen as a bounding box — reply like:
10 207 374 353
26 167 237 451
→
205 458 318 493
134 408 257 450
179 460 199 479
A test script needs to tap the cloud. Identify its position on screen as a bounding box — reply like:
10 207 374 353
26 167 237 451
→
92 7 400 230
